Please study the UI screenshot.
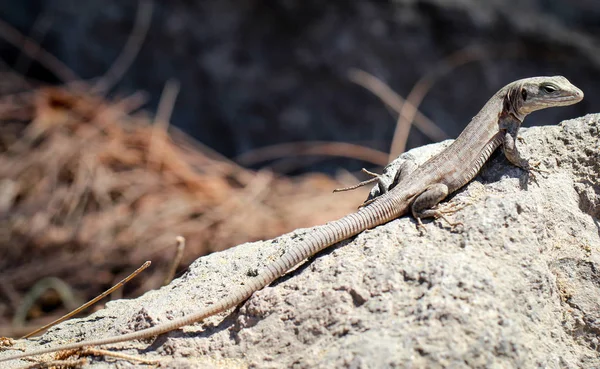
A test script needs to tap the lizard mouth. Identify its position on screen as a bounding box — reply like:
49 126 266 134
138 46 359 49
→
568 87 584 102
555 88 584 105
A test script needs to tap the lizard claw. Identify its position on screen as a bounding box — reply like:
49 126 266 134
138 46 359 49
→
416 217 428 235
415 214 462 233
436 214 463 230
528 160 549 173
427 201 470 230
523 160 548 183
435 200 472 215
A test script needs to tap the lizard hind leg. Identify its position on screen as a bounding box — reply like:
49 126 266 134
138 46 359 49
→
411 183 460 229
333 169 381 193
358 160 419 208
363 159 419 201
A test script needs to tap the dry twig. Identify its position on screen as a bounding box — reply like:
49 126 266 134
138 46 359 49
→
14 358 87 369
22 262 151 338
0 19 78 82
14 13 54 76
163 237 186 286
92 0 154 93
348 68 448 143
236 141 389 171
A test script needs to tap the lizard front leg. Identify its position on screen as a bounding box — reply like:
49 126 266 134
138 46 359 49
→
502 124 543 173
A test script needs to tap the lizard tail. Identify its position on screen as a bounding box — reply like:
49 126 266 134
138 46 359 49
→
0 196 406 363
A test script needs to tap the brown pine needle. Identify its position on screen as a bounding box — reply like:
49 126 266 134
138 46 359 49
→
348 68 448 143
13 278 79 328
163 236 186 286
21 261 151 339
148 79 180 169
0 281 20 312
14 13 54 76
54 346 159 365
14 359 87 369
0 19 78 82
92 0 153 93
81 348 159 364
236 141 389 170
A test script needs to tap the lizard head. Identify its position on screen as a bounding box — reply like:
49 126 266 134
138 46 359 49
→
507 76 584 120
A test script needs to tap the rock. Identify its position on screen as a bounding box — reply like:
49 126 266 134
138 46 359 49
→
2 114 599 368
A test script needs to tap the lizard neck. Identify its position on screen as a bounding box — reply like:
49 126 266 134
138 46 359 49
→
504 84 526 121
498 110 524 131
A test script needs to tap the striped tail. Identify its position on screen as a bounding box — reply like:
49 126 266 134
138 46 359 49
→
0 196 406 363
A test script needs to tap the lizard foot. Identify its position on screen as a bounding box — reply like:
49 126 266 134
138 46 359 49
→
415 215 461 234
430 201 472 229
416 217 428 235
435 213 463 229
528 160 549 173
435 200 472 216
523 160 549 183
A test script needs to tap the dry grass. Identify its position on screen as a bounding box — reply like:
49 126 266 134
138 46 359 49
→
0 84 368 337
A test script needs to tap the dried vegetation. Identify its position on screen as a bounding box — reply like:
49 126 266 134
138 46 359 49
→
0 83 368 337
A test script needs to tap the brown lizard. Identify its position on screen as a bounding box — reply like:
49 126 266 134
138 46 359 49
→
0 76 584 364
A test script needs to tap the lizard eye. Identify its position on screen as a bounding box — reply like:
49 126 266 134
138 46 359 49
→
521 89 527 101
541 84 557 93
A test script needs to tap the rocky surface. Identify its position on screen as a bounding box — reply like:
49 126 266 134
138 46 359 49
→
0 1 597 169
1 114 599 368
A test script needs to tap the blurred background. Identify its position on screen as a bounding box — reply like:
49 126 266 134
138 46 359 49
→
0 0 597 338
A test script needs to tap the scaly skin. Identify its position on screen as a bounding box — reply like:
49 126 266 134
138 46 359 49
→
0 76 583 364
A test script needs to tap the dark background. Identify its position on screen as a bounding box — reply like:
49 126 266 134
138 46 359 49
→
0 0 597 172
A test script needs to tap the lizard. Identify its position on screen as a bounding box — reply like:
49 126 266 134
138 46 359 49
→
0 76 584 364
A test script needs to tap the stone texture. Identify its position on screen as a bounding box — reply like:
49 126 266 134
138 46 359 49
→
2 113 599 368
